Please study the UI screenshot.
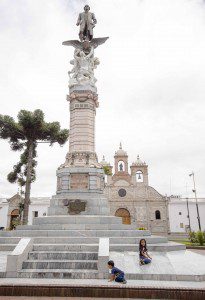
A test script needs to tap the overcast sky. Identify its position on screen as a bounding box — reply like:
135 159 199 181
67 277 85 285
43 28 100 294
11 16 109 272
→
0 0 205 199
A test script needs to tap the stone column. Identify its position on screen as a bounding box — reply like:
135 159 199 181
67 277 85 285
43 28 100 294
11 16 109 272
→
65 88 99 167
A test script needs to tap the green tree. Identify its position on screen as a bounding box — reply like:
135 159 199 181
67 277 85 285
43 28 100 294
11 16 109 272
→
0 109 69 225
103 165 112 176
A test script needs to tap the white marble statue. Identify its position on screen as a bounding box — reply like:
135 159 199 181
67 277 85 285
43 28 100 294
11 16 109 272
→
68 46 100 88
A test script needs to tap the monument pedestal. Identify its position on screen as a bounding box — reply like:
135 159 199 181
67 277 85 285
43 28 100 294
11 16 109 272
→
48 166 110 216
47 85 110 216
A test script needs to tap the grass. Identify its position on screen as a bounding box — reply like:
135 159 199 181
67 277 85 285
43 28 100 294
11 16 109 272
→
170 239 205 247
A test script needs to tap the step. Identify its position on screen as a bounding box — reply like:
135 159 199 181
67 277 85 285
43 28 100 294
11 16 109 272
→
0 244 17 251
124 273 205 282
110 242 186 252
16 223 139 231
33 216 122 225
22 260 98 270
28 251 98 260
31 236 167 244
0 230 151 238
18 269 101 279
0 237 21 244
31 242 184 252
33 244 99 252
17 269 205 281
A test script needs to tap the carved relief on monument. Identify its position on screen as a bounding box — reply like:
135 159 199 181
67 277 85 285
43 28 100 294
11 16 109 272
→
70 174 89 189
63 199 86 214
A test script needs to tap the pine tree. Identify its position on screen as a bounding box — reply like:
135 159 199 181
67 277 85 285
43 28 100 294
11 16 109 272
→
0 109 69 225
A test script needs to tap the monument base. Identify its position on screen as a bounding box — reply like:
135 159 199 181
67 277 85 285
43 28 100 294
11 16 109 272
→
47 166 110 216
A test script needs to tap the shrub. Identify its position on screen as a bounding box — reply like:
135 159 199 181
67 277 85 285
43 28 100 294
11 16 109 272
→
188 231 197 243
196 231 204 246
138 227 147 230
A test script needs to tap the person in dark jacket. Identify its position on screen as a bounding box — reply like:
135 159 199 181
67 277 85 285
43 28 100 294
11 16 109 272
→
107 260 127 283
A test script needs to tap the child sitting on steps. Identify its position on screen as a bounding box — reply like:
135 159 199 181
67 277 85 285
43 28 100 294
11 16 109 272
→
139 238 152 265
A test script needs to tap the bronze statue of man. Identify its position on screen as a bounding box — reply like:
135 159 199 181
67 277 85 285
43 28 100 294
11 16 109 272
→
76 5 97 42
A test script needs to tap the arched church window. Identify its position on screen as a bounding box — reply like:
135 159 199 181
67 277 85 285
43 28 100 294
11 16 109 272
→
136 170 143 182
118 161 125 172
155 210 161 220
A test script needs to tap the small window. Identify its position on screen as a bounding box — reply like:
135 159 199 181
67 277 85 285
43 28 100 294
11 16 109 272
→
179 212 182 215
180 223 184 228
155 210 161 220
33 211 38 218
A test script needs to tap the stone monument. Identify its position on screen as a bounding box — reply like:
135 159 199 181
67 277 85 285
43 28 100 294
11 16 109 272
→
48 6 109 216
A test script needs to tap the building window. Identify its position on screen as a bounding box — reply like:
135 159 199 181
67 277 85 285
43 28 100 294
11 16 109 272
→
179 212 182 215
33 211 38 218
180 223 184 228
136 170 143 182
155 210 161 220
118 188 126 197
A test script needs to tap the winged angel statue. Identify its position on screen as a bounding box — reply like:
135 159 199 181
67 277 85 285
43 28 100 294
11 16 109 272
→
63 38 108 88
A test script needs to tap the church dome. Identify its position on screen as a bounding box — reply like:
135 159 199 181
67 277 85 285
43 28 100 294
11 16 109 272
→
115 143 127 156
132 155 146 166
100 155 110 166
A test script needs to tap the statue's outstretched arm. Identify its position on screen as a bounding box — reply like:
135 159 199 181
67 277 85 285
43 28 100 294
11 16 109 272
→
92 13 97 24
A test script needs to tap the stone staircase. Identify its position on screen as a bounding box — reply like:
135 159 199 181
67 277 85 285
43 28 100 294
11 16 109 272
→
0 215 185 279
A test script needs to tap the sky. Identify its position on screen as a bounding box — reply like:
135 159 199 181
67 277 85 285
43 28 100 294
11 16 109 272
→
0 0 205 199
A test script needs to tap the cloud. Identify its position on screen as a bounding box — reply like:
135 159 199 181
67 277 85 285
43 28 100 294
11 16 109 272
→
0 0 205 198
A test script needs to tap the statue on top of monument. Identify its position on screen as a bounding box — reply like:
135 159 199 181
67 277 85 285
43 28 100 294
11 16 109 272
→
76 5 97 42
63 5 108 89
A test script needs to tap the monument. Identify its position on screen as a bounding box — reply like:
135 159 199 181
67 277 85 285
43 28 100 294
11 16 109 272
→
48 5 109 216
2 8 204 296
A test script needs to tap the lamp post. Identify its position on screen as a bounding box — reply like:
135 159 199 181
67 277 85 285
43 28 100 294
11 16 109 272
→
185 197 191 232
189 172 201 231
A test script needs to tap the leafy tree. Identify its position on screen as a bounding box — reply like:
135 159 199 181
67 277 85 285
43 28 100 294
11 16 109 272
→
0 109 69 225
103 165 112 176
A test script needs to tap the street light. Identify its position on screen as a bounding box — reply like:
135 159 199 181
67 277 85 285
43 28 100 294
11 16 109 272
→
189 172 201 231
185 197 191 232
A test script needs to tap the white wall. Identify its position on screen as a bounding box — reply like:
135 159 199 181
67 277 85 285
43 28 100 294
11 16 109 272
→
0 202 9 228
28 204 49 225
169 198 205 232
0 197 50 228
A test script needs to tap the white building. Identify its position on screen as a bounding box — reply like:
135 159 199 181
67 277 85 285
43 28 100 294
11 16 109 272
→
0 194 50 229
168 196 205 233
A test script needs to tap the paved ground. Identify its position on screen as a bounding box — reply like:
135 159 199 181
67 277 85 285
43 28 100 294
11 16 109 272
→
0 278 204 289
0 252 10 273
109 249 205 278
190 249 205 256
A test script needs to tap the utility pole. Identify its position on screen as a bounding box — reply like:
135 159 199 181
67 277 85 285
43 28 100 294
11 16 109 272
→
189 172 201 231
185 197 191 232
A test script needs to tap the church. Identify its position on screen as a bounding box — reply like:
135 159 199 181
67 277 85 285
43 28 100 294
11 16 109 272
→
101 143 170 234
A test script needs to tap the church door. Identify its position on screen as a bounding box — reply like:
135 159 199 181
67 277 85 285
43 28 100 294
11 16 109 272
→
10 209 20 230
115 208 131 225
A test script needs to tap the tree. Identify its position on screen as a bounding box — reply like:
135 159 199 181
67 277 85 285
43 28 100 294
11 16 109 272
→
103 165 112 176
0 109 69 225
